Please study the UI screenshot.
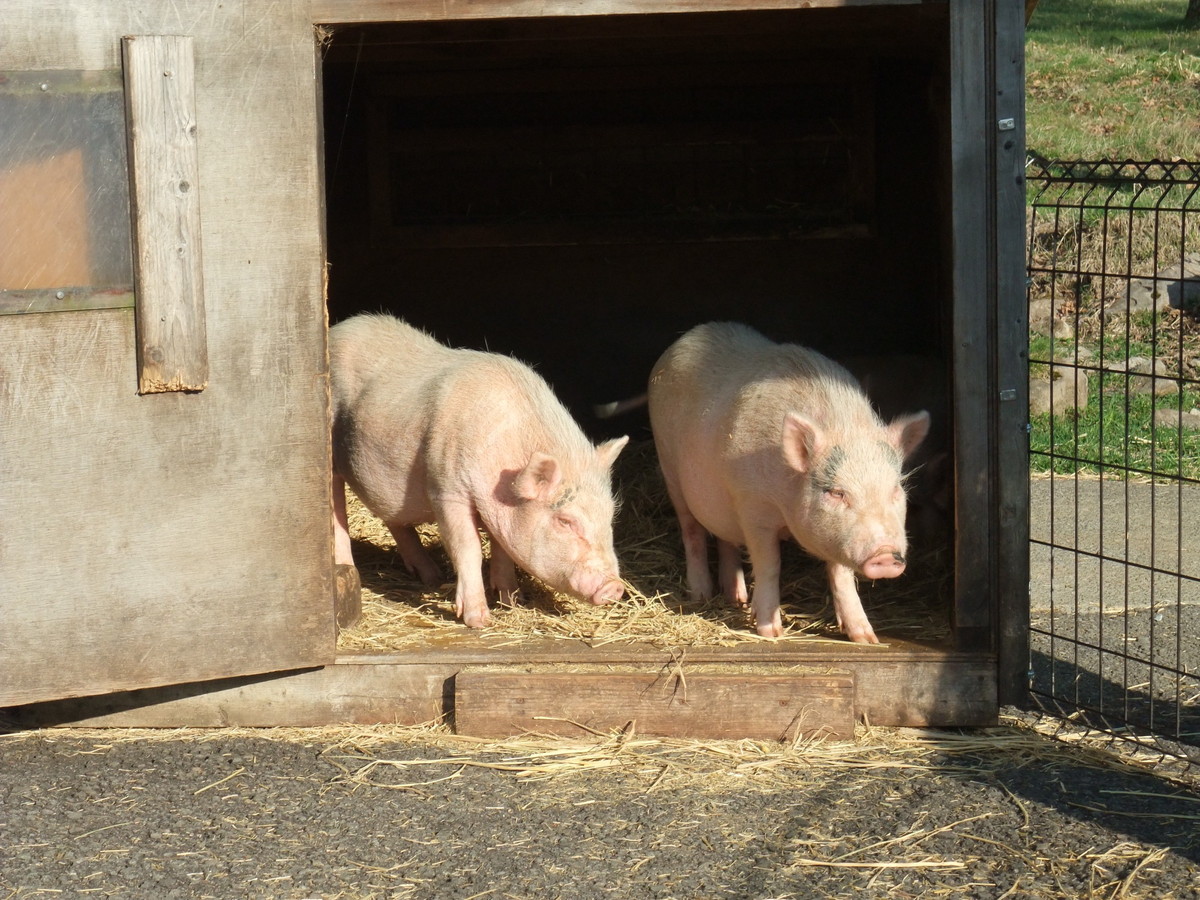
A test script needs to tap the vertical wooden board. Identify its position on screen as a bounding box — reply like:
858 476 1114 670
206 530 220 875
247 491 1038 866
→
454 669 855 740
123 34 208 394
992 0 1031 705
948 0 994 646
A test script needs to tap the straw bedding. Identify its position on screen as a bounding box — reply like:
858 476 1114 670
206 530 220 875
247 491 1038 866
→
336 440 953 652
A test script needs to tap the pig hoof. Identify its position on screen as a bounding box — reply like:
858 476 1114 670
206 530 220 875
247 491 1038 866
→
843 626 880 645
755 609 784 638
462 608 492 629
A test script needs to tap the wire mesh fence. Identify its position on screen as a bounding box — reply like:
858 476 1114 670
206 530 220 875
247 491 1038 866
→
1025 159 1200 770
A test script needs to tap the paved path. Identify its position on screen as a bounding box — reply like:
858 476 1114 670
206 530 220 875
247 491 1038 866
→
1029 476 1200 613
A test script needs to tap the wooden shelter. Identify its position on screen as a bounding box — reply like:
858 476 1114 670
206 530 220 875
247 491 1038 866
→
1 0 1029 739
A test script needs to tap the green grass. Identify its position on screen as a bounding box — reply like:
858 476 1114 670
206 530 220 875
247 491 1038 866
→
1026 0 1200 160
1028 314 1200 481
1025 3 1200 480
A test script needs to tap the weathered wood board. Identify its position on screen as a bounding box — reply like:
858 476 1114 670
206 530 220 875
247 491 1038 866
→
3 663 455 730
4 643 996 732
123 34 208 394
312 0 932 24
455 666 856 740
0 1 334 707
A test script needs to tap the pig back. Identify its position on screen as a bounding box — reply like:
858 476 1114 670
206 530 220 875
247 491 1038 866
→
329 313 605 518
649 321 871 462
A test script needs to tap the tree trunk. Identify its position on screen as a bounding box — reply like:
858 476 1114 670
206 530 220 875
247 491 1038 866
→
1187 0 1200 26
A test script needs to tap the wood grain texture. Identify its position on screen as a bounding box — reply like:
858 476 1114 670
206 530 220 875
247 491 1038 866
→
948 0 993 642
2 645 996 730
991 0 1031 705
4 664 454 728
123 34 208 393
312 0 930 24
455 667 856 739
0 2 333 708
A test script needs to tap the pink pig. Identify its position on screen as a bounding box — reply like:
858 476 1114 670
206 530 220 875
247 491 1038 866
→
648 322 930 642
329 314 628 628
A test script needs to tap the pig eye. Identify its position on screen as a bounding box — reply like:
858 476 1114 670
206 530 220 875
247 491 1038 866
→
554 514 582 536
824 488 848 504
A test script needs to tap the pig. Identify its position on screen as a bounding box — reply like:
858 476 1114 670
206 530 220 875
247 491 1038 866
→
329 313 629 628
842 353 953 552
647 322 930 643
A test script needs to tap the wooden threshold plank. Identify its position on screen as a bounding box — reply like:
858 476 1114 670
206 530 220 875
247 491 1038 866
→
4 647 995 730
454 666 855 740
312 0 930 25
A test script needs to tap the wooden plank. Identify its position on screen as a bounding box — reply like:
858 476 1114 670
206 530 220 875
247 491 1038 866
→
991 0 1031 706
123 34 208 394
455 666 855 739
312 0 932 25
3 645 996 730
0 289 134 316
947 0 993 646
4 665 455 729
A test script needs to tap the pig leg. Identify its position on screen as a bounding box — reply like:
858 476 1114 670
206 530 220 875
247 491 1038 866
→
436 502 492 628
743 527 784 637
828 562 879 644
487 541 524 606
387 523 443 587
661 474 715 600
332 472 354 566
717 540 749 608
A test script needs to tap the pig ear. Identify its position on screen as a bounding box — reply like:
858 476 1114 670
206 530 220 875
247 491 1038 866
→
782 412 823 474
513 452 563 502
888 411 932 462
595 435 629 469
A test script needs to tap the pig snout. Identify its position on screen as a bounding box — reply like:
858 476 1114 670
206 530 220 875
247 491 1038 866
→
860 548 907 580
569 569 625 605
590 577 625 605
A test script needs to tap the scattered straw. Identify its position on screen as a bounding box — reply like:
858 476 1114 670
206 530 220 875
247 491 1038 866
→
337 440 953 653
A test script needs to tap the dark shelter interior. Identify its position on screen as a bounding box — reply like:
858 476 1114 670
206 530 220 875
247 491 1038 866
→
321 6 953 447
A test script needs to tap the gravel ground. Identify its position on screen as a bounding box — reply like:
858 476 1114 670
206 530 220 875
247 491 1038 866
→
2 715 1199 900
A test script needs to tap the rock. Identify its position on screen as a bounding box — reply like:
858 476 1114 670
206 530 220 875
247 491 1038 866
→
1105 254 1200 317
1028 298 1075 337
1153 408 1200 431
1030 364 1089 415
1102 355 1169 375
1028 298 1054 334
1129 373 1179 396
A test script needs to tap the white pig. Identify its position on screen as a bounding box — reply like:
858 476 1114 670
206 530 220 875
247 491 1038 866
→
647 322 930 642
329 314 628 628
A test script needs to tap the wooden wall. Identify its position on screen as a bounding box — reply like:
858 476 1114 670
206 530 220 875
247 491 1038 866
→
0 0 335 707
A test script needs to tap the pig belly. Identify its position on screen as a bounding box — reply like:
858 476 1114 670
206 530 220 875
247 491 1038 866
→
343 463 437 532
671 461 748 547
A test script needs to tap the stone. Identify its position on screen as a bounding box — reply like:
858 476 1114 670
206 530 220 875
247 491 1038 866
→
1153 408 1200 432
1030 364 1089 415
1105 254 1200 317
1129 373 1179 396
1028 298 1054 335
